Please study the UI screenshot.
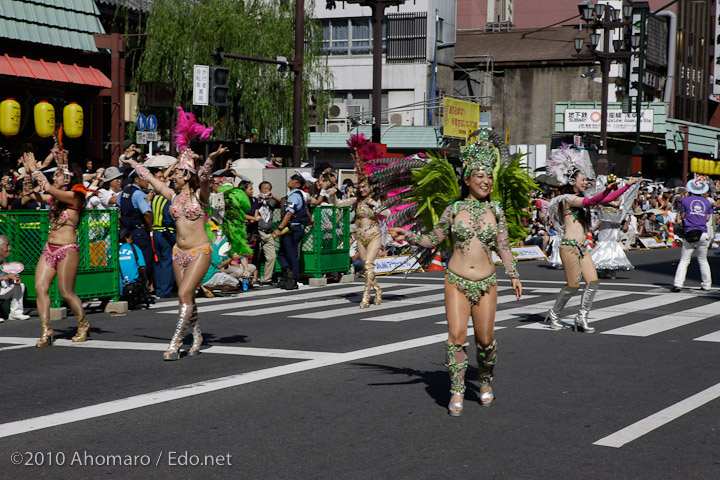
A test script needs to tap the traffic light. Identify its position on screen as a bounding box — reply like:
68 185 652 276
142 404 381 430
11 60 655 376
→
209 66 229 106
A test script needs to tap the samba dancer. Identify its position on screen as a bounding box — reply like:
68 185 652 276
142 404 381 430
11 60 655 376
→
389 131 524 416
24 150 90 347
124 107 221 360
545 146 640 333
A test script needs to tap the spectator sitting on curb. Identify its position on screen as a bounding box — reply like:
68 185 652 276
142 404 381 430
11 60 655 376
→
0 235 30 321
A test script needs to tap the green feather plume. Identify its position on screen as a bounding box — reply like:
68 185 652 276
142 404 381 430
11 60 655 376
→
218 184 253 256
492 152 538 244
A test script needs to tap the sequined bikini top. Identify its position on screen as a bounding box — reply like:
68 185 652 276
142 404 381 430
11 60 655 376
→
49 204 80 231
169 191 205 221
355 200 377 222
450 199 504 254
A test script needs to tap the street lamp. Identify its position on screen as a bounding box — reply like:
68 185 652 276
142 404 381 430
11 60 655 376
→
576 1 634 175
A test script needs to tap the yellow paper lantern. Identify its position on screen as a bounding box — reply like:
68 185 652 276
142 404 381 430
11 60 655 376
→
0 98 21 137
34 101 55 138
63 102 83 138
690 157 698 172
714 160 720 176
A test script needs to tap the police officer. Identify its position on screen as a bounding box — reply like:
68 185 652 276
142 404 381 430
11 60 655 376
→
151 182 176 298
274 174 309 290
118 170 154 291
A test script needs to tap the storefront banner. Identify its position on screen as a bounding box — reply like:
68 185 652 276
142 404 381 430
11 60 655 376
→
564 109 654 133
443 97 480 139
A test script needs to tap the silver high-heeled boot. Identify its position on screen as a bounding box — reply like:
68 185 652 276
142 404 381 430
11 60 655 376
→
187 304 203 356
545 286 578 329
574 280 600 334
476 340 497 407
163 303 192 361
445 341 469 417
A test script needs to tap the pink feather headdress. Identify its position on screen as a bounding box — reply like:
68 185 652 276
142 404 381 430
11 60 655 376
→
173 106 213 153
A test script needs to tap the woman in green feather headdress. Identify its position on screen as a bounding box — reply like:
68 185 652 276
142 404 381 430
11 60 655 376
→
388 129 527 417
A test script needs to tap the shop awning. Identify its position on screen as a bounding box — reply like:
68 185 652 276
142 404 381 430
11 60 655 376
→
0 54 110 88
665 118 720 156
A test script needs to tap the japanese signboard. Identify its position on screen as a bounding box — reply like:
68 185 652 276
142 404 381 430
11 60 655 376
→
193 65 209 106
563 109 654 133
443 97 480 139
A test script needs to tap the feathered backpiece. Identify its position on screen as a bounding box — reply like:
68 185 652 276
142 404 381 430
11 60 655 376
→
492 151 539 244
546 143 595 186
587 174 641 218
218 184 253 257
174 106 213 153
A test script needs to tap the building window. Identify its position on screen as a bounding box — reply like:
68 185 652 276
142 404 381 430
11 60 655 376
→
321 18 386 56
386 12 427 64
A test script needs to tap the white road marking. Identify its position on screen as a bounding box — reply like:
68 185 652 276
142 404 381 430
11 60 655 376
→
693 330 720 342
514 291 636 329
0 332 454 439
593 381 720 448
601 304 720 337
285 286 436 319
0 337 334 360
366 294 538 323
156 283 397 314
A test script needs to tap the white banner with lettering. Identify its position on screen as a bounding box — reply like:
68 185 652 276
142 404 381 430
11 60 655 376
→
374 255 422 275
564 109 654 133
491 245 547 263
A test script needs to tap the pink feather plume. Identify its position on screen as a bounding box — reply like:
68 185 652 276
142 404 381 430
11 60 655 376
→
174 106 214 152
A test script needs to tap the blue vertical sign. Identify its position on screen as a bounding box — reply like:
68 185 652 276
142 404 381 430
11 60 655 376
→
147 115 157 132
136 114 147 131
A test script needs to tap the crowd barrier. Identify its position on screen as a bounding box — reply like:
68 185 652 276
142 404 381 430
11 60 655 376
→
272 206 351 278
0 210 120 308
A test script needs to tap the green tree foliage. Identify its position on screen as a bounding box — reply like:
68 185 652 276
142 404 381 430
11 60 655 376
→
130 0 331 150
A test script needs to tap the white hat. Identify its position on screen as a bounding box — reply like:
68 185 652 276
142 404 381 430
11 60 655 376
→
687 176 709 195
294 169 317 184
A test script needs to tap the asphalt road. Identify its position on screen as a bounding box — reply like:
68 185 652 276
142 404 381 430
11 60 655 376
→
0 246 718 479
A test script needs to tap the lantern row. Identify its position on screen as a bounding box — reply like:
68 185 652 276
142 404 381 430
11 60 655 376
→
690 157 720 176
0 99 83 138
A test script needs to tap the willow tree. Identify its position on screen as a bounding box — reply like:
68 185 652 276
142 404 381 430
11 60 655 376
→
130 0 331 151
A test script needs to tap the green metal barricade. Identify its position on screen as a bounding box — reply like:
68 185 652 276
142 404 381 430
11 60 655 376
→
270 206 351 278
0 210 120 307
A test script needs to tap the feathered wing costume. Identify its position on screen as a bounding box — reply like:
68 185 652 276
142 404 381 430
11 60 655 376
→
218 184 253 257
588 175 640 272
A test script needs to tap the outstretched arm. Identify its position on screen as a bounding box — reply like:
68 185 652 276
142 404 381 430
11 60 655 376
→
198 144 228 204
389 206 452 248
122 157 174 201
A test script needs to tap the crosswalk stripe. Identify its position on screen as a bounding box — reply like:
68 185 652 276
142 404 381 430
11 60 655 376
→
227 286 432 317
157 284 403 314
155 283 380 314
601 304 720 337
517 292 691 330
0 337 333 359
693 330 720 343
505 291 629 328
288 286 439 319
369 294 538 323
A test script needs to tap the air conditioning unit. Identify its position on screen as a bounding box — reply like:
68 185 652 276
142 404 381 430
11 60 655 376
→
325 120 348 133
389 111 413 126
328 102 348 120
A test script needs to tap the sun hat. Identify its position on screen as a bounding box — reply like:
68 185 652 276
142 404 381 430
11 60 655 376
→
102 166 123 182
687 176 709 195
